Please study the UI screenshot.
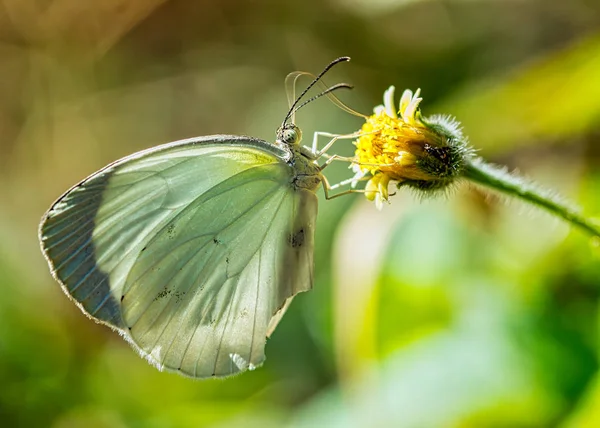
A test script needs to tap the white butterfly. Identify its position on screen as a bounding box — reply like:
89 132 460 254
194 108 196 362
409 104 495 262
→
39 57 357 378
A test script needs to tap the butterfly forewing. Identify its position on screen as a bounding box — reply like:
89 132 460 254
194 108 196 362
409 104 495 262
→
40 135 318 377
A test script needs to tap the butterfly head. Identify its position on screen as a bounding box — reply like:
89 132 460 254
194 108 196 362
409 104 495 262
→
278 57 352 149
276 123 302 147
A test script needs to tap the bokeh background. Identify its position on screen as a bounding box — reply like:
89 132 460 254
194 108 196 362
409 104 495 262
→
2 0 600 426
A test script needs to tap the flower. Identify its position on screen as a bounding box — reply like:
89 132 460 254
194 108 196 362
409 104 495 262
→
352 86 470 208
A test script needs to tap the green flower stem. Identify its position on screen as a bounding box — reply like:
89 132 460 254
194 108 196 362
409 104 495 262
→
463 157 600 238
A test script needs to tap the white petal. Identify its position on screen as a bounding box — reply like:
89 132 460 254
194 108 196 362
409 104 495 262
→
375 193 383 211
383 86 397 118
399 89 413 118
403 89 423 125
373 105 385 115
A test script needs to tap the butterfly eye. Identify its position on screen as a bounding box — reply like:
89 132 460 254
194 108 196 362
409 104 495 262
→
278 125 302 146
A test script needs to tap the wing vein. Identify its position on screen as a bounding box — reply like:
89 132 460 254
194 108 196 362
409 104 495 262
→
207 189 290 375
249 246 261 367
133 238 215 340
125 177 280 290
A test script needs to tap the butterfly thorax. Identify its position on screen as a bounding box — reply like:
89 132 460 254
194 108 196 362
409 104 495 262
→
276 123 323 191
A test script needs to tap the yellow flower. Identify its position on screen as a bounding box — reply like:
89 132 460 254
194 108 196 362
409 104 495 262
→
352 86 469 208
364 172 391 210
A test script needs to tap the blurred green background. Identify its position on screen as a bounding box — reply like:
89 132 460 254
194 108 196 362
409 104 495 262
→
2 0 600 426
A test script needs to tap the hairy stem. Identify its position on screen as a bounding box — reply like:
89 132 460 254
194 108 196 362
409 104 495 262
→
463 157 600 238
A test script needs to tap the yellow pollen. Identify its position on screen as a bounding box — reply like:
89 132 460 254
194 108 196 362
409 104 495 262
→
353 110 436 182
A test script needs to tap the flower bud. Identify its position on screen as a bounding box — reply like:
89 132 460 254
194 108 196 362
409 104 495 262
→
352 86 472 207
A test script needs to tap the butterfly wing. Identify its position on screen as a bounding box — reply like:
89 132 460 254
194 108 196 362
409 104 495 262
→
39 135 318 378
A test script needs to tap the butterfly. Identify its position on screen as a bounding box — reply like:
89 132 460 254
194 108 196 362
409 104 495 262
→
38 57 355 378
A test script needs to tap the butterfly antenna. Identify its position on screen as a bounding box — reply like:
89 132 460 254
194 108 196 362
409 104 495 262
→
281 56 351 127
286 71 366 120
290 83 354 116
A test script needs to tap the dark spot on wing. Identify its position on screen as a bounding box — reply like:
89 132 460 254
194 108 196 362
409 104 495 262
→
288 228 305 248
153 286 186 303
167 223 176 239
121 295 125 302
173 290 186 303
213 237 222 245
154 286 171 301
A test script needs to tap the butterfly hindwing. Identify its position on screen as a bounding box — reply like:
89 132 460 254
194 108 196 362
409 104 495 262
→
40 135 318 377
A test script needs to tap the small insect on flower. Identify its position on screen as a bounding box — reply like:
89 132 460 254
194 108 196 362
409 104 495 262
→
352 86 472 208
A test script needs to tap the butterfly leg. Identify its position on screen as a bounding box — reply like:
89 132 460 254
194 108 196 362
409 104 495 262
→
328 174 370 190
319 155 399 200
320 173 366 200
318 153 354 167
307 131 362 159
319 152 395 171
